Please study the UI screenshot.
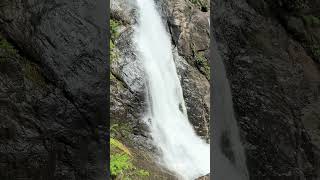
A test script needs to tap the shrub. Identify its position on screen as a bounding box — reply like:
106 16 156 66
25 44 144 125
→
110 135 150 179
110 153 133 177
302 15 320 27
110 19 120 41
0 35 17 55
110 19 121 62
311 45 320 59
194 51 210 79
137 169 150 177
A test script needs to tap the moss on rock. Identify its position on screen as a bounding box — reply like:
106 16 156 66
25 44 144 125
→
0 35 17 56
192 45 210 80
110 18 121 63
24 61 46 87
302 15 320 27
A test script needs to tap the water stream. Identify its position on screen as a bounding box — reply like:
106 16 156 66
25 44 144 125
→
211 35 249 179
133 0 210 179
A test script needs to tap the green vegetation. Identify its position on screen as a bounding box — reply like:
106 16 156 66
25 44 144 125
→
110 153 133 177
110 40 118 62
192 45 210 79
311 45 320 59
110 126 150 179
302 15 320 27
137 169 150 177
110 137 132 156
0 35 17 55
110 19 121 62
110 19 120 40
110 73 116 80
195 52 210 79
24 61 46 87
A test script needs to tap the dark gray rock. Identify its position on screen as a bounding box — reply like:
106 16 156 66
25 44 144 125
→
109 0 210 178
173 48 210 139
157 0 210 58
110 0 210 141
212 0 320 179
0 0 108 179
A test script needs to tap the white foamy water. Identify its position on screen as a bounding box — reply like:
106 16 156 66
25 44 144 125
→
133 0 210 179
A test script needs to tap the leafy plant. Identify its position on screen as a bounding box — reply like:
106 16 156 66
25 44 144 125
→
110 128 150 179
110 40 118 62
0 35 17 55
137 169 150 177
302 15 320 27
110 19 121 62
110 153 133 177
110 124 119 134
311 45 320 59
110 19 120 41
193 49 210 79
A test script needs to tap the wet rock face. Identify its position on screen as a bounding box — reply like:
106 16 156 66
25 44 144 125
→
110 0 149 149
110 0 211 178
157 0 210 57
111 0 137 24
195 174 210 180
0 1 108 180
157 0 211 138
111 0 211 142
213 0 320 179
173 49 210 139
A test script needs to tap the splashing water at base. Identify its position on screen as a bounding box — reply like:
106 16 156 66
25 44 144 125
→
133 0 210 179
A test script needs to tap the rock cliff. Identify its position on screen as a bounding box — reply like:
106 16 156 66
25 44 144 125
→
212 0 320 179
0 1 108 179
1 0 319 179
110 0 210 179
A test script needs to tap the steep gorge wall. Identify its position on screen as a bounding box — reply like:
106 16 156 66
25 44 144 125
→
0 1 108 179
110 0 210 178
110 0 210 141
1 0 319 179
212 0 320 179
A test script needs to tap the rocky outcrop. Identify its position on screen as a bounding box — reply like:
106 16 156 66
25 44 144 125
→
0 1 108 180
173 48 210 139
157 0 210 79
195 174 210 180
213 0 320 179
158 0 211 140
110 0 210 179
110 0 210 139
110 0 210 142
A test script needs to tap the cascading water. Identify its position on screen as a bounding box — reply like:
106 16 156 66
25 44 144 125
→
211 34 249 179
133 0 210 179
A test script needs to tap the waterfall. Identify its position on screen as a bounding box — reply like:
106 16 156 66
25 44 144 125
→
211 35 249 179
133 0 210 179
